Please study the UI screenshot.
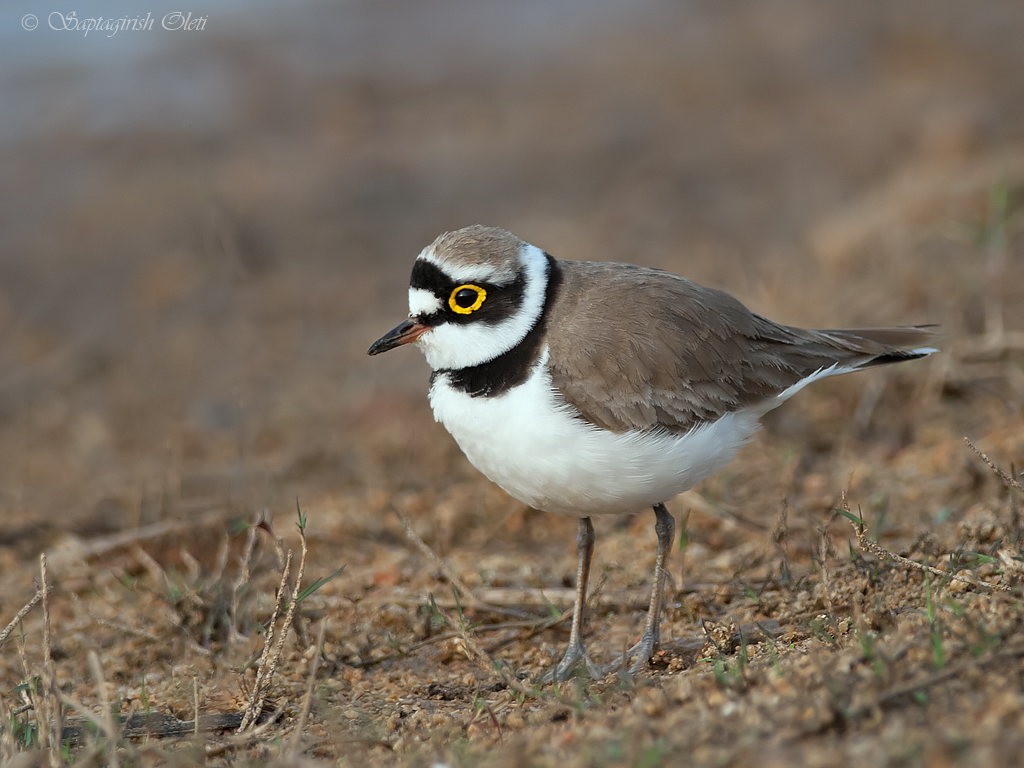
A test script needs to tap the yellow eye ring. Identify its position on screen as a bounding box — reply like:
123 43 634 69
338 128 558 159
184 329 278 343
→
449 284 487 314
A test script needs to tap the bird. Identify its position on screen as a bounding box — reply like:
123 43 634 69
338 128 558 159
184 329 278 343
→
368 225 937 681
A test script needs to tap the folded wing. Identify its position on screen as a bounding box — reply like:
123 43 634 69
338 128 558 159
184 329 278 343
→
545 261 937 434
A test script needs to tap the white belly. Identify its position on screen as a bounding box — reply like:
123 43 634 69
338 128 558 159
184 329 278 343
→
427 351 765 516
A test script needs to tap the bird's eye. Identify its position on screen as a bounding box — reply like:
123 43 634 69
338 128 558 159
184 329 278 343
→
449 284 487 314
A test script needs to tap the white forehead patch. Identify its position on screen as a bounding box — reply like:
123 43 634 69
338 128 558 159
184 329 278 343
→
408 287 442 317
417 247 506 285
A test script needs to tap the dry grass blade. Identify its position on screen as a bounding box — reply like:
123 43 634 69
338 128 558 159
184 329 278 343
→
88 650 119 768
211 530 231 584
0 691 16 763
41 555 52 668
40 554 62 768
482 609 574 656
845 639 1024 719
132 545 204 608
352 610 570 669
69 592 159 642
258 539 307 714
231 515 261 643
287 620 325 758
391 505 527 619
965 438 1024 494
240 516 310 733
193 676 200 741
58 693 113 737
818 511 838 613
882 641 1024 701
391 508 547 697
391 505 482 602
856 523 1010 593
773 501 792 584
437 602 523 691
427 588 535 700
0 587 50 649
14 616 41 749
238 549 292 732
357 587 658 611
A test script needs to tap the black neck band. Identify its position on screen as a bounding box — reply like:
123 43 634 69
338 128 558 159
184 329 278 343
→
433 254 562 397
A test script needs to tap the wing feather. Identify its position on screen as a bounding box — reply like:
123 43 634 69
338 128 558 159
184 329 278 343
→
545 261 936 434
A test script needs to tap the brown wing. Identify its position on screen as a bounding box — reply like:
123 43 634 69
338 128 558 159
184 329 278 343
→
545 261 936 434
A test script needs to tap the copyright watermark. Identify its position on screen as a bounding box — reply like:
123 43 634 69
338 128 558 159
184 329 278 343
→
22 11 209 37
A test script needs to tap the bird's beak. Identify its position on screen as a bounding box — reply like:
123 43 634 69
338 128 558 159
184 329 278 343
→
368 318 428 355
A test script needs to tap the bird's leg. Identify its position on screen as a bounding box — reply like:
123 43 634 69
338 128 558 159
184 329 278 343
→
603 503 675 676
544 516 601 681
629 503 675 671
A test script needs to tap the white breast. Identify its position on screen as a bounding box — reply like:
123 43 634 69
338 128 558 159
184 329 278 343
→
427 349 766 516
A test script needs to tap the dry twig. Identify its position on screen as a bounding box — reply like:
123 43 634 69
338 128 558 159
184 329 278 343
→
965 438 1024 494
843 502 1011 593
206 708 282 759
54 505 235 560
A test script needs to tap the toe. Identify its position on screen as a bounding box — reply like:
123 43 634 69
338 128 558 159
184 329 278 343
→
541 642 592 683
627 635 656 674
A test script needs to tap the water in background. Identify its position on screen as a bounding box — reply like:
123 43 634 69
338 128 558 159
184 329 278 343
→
1 0 665 141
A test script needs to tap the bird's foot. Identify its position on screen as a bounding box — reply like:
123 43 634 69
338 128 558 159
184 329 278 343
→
540 641 603 682
596 630 659 677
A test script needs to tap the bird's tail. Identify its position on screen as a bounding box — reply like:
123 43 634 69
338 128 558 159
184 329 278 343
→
816 324 940 368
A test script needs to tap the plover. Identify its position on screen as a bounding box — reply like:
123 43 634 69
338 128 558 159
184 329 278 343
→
368 225 936 681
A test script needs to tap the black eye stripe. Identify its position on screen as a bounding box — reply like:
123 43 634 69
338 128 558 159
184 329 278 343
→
410 259 456 296
408 259 526 326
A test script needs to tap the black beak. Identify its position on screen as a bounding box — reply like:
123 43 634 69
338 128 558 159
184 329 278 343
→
368 318 428 355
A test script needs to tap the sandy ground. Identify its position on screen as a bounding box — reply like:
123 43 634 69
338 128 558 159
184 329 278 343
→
1 0 1024 765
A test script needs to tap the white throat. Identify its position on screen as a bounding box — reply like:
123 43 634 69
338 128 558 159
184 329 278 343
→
414 243 550 371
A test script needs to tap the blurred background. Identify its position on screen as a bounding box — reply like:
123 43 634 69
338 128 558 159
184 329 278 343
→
1 0 1022 550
